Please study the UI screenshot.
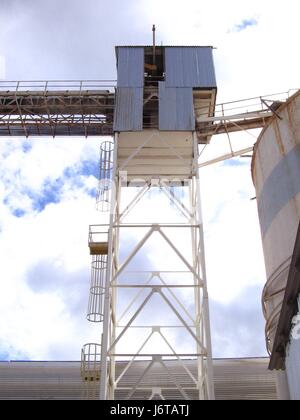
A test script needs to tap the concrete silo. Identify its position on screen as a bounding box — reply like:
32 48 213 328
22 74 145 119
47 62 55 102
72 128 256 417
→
252 90 300 399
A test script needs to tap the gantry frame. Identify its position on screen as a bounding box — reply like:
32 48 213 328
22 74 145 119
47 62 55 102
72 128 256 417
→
1 81 295 141
94 130 215 400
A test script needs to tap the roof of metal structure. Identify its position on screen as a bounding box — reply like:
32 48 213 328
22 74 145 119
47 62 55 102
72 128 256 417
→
269 221 300 370
0 358 277 400
115 46 215 49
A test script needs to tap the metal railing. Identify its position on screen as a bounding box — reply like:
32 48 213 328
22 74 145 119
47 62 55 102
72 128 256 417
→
0 79 116 92
213 89 299 119
88 225 109 245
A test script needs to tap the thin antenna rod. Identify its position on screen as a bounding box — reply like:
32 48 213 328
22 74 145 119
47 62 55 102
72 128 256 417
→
152 24 156 65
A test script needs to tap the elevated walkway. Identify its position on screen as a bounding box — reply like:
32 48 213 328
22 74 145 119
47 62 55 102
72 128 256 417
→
0 81 296 142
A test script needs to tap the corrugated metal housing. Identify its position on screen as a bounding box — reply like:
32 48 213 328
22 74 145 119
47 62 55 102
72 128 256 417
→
165 47 217 88
116 47 144 88
114 47 144 131
114 46 217 132
113 88 143 131
159 82 195 131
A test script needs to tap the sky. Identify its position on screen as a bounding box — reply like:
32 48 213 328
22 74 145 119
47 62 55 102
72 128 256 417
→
0 0 300 362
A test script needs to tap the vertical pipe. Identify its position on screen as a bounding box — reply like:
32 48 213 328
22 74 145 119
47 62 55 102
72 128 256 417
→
152 24 156 66
99 133 119 400
193 131 215 400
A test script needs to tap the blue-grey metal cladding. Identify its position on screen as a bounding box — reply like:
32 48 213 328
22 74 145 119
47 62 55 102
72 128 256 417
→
159 82 195 131
113 88 143 131
117 47 144 88
165 47 217 88
257 144 300 237
286 295 300 400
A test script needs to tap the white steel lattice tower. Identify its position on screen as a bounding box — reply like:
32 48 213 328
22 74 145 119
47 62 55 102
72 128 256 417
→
82 45 217 400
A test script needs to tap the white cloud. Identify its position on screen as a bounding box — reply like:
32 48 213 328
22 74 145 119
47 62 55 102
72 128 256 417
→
0 139 105 360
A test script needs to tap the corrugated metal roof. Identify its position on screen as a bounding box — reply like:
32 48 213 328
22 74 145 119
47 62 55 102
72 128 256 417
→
159 82 195 131
113 88 143 131
165 47 217 88
0 358 277 400
116 47 144 88
116 46 215 49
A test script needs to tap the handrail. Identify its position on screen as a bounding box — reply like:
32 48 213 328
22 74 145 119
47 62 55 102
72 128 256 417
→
0 79 117 91
199 89 298 127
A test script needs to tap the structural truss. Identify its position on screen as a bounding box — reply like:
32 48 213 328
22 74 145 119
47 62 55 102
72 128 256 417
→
81 131 216 400
0 81 115 137
0 81 296 142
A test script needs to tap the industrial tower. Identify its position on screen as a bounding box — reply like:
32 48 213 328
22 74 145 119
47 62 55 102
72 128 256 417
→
81 44 217 400
2 37 297 399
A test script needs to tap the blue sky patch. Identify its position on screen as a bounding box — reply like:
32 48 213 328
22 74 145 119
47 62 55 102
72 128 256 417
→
12 208 27 218
0 350 10 361
81 159 99 178
223 158 249 167
233 18 258 32
3 157 99 216
0 345 29 361
31 179 63 212
21 142 32 153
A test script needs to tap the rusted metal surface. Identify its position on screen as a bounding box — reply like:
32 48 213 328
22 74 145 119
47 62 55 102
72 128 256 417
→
0 84 297 139
0 88 115 137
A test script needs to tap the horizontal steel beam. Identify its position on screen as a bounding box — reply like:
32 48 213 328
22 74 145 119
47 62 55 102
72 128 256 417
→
0 88 274 139
0 89 115 137
199 146 254 168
